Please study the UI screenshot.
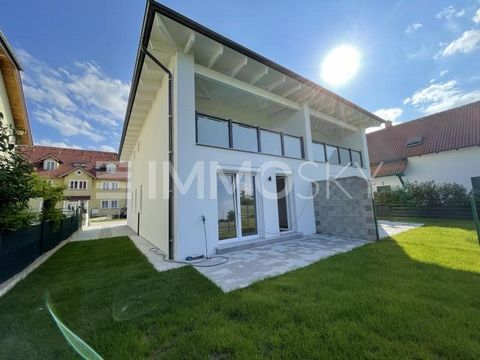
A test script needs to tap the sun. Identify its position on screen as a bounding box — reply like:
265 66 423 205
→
321 45 360 86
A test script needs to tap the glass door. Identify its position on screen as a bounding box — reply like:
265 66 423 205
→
217 174 238 240
238 174 258 237
217 173 258 241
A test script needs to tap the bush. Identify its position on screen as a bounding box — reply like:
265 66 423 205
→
0 126 36 231
375 181 471 207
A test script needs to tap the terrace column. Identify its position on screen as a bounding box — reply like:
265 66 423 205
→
301 103 314 161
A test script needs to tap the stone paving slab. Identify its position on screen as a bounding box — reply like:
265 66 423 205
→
377 220 422 239
71 223 136 241
196 235 370 292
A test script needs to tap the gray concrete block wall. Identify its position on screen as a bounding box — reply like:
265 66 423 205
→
312 176 377 241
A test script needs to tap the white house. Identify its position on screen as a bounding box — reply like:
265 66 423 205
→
368 101 480 193
119 1 383 260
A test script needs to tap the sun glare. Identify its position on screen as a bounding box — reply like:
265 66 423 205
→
321 45 360 86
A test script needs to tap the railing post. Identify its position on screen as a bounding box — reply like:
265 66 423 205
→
280 132 285 156
256 126 261 153
470 196 480 244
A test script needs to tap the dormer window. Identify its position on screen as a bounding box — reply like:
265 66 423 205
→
106 163 116 173
44 159 57 170
406 136 423 147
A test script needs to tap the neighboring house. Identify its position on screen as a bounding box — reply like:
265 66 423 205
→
20 146 128 218
368 101 480 192
119 1 383 260
0 31 32 145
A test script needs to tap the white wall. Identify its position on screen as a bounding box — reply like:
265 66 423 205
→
128 52 373 261
403 147 480 190
372 176 403 191
127 70 170 254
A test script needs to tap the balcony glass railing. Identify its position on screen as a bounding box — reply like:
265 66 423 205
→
312 141 364 168
196 113 305 159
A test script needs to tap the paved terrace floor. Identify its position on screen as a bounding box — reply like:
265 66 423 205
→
71 220 136 241
70 220 421 292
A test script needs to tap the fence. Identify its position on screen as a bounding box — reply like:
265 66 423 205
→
373 197 480 244
0 213 81 283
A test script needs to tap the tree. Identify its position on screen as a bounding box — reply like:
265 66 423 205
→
31 174 66 226
0 125 36 231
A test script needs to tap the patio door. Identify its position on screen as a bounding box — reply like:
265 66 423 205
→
217 173 258 241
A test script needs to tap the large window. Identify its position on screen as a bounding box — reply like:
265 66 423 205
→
339 147 351 166
44 159 57 170
217 174 237 240
283 135 303 158
232 123 258 152
196 113 304 159
351 150 363 167
217 173 258 240
325 145 340 165
312 142 326 162
259 130 282 156
102 181 119 190
196 115 229 148
69 180 87 190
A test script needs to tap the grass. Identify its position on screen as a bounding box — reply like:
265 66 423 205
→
1 220 479 359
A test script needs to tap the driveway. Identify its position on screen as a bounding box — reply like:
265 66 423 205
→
72 220 136 241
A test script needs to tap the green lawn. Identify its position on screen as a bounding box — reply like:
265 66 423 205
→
1 221 479 359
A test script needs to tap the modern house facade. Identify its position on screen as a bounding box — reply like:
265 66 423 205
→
20 146 128 219
0 31 32 146
368 101 480 193
120 1 383 260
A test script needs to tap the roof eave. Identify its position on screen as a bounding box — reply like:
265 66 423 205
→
119 0 384 157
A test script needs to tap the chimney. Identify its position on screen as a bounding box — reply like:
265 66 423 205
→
385 120 393 128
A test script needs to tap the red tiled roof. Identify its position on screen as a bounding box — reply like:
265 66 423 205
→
19 146 128 180
367 101 480 176
370 159 407 178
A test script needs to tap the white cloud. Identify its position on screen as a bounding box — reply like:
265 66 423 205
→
34 107 104 142
36 139 82 149
17 49 129 146
373 108 403 122
404 80 480 114
405 23 423 34
436 5 465 20
435 5 466 32
98 145 116 152
440 70 449 77
441 29 480 56
367 108 403 133
474 8 480 23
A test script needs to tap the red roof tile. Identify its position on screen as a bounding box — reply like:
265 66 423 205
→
370 159 407 178
19 146 128 180
367 101 480 174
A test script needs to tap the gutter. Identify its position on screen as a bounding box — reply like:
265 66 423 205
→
140 46 175 260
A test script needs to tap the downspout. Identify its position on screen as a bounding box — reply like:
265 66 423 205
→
397 174 405 187
141 46 175 260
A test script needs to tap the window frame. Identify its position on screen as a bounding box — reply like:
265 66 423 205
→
195 112 305 160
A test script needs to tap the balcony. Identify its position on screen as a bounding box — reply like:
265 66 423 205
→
312 141 363 168
196 113 305 159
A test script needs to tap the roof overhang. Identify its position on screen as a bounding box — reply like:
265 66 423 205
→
371 159 408 178
119 0 384 159
0 31 32 146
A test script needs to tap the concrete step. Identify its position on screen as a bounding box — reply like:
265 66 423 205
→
216 232 303 254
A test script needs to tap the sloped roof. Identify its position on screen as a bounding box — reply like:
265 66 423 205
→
0 31 32 145
370 159 407 178
367 101 480 173
19 146 128 180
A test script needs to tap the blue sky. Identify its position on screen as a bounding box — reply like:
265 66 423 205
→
1 0 479 150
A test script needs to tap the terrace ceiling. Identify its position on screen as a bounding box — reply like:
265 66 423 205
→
121 7 383 159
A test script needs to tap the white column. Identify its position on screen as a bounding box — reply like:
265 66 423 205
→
302 103 314 161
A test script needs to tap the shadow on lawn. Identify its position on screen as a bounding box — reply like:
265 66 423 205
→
1 232 480 359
